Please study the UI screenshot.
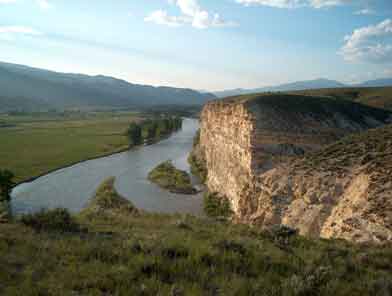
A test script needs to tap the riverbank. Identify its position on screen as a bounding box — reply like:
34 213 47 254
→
13 129 183 188
13 122 186 189
11 118 203 216
0 111 187 187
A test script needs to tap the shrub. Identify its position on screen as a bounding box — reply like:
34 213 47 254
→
203 191 233 219
20 208 80 233
0 201 12 223
188 153 207 183
81 177 138 217
0 169 15 202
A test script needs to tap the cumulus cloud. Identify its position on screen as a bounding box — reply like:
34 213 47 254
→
340 19 392 64
144 10 188 27
236 0 352 9
145 0 237 29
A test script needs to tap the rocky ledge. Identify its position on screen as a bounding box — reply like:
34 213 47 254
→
195 93 392 243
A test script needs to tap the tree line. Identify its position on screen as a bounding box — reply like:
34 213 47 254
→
127 116 183 147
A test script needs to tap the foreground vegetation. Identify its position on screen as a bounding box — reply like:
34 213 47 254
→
0 111 143 183
148 161 197 194
0 179 391 295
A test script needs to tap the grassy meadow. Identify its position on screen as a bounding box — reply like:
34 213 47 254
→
0 178 391 295
0 111 143 183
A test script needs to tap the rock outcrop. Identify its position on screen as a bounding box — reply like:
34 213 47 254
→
197 93 392 243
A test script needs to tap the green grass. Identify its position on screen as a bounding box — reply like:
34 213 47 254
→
1 178 391 295
0 112 142 183
80 177 139 219
148 161 197 194
0 188 391 295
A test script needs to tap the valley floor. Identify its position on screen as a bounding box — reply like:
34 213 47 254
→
0 111 142 183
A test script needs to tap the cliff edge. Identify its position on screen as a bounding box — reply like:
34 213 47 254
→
197 93 392 243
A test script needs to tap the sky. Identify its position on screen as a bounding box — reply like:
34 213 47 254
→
0 0 391 91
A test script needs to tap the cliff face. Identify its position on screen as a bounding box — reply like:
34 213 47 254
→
198 94 392 243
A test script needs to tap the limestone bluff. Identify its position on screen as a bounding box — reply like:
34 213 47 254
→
194 93 392 244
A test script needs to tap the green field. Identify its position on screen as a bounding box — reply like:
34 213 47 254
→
0 112 143 183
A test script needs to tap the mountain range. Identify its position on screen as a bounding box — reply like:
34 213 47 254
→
0 61 216 112
212 78 392 98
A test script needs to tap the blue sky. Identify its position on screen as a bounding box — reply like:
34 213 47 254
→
0 0 391 90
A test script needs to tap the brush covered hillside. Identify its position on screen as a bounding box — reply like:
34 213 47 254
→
1 178 391 295
293 87 392 111
212 78 392 98
0 61 216 112
195 92 392 244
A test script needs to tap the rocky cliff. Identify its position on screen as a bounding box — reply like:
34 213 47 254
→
197 93 392 243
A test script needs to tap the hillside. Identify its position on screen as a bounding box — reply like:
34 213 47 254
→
0 178 391 295
213 78 392 98
293 87 392 110
0 61 215 112
194 93 392 243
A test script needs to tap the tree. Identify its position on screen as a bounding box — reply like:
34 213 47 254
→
141 120 157 141
0 170 15 202
127 123 142 146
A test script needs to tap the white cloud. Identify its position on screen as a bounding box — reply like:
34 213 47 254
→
354 8 375 15
145 0 237 29
144 10 188 27
36 0 52 10
0 26 43 35
0 0 17 3
236 0 352 9
340 19 392 64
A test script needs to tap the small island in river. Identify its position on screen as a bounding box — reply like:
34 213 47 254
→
148 161 197 194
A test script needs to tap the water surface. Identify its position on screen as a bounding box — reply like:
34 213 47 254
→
11 118 203 215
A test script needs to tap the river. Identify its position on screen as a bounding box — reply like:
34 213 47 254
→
11 118 203 215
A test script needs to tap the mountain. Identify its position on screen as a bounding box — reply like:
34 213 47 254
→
357 78 392 88
0 61 216 112
213 79 346 98
213 78 392 98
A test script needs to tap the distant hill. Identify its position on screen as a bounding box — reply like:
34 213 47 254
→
0 61 216 112
357 78 392 88
213 78 392 98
